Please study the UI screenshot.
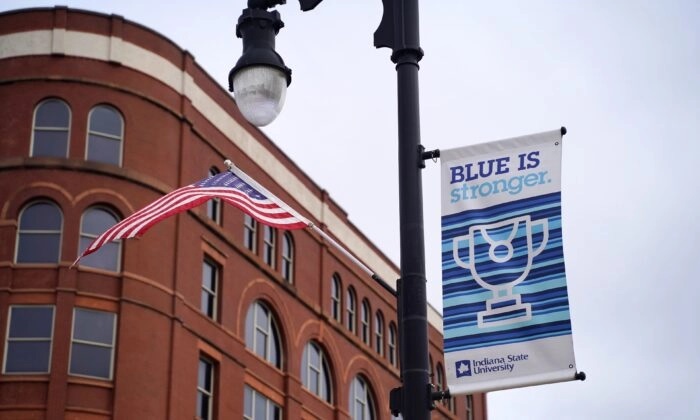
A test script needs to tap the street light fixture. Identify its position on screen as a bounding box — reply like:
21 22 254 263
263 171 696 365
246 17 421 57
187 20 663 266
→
228 1 292 126
230 1 435 418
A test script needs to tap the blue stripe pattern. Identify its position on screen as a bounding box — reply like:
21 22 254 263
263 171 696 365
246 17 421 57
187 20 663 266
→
442 192 572 352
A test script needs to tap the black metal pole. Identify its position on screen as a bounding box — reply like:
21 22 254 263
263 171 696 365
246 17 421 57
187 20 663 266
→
376 0 430 418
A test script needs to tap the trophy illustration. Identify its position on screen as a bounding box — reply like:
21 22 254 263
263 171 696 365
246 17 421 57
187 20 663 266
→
452 215 548 328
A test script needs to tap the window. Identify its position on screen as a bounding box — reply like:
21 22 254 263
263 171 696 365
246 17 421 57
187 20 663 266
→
69 308 116 379
31 98 70 157
206 168 222 224
244 214 257 252
330 274 341 322
360 300 370 345
245 301 282 368
436 363 446 404
349 376 376 420
346 287 356 333
86 105 123 166
301 341 332 403
374 312 384 356
388 322 398 367
244 385 281 420
16 200 62 264
197 357 216 420
3 306 55 374
281 232 294 283
201 258 219 320
263 226 276 267
78 207 121 271
466 394 474 420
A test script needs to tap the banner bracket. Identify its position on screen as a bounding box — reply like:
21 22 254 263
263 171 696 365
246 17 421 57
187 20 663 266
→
420 146 440 168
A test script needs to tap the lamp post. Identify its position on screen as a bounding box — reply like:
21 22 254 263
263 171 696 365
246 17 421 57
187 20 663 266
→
229 1 434 418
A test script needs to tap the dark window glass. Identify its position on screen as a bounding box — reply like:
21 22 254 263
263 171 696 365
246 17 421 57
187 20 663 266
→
87 105 123 166
35 99 70 126
89 106 123 135
281 232 293 283
4 306 54 374
69 308 116 379
244 215 257 252
16 201 62 264
32 130 69 157
197 357 215 420
32 99 70 158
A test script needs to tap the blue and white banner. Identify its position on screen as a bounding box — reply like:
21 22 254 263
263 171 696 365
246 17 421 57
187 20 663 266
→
441 129 578 395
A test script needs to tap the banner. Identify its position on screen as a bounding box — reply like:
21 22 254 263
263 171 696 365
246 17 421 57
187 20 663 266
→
441 129 578 394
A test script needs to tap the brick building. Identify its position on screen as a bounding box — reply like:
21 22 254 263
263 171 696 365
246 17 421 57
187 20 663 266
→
0 7 486 420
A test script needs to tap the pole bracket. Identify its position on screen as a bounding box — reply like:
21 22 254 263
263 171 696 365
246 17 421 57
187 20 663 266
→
419 146 440 168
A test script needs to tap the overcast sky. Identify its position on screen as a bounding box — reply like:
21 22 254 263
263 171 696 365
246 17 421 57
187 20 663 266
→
4 1 699 419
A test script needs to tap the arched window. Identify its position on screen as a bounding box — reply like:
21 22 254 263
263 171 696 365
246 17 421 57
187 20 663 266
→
388 322 398 367
346 287 356 333
31 98 70 158
330 274 341 322
360 300 370 345
301 341 332 403
205 167 221 224
349 376 376 420
374 312 384 356
263 225 276 268
243 214 257 252
86 105 123 166
16 200 62 263
78 207 121 271
281 232 294 283
245 301 282 369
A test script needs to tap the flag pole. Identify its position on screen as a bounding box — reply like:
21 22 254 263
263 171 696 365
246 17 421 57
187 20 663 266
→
224 159 383 282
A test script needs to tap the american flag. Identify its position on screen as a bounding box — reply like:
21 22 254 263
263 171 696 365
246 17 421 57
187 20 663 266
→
74 164 309 264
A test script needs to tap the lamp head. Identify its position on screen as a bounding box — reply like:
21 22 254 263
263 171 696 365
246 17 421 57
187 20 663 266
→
229 7 292 126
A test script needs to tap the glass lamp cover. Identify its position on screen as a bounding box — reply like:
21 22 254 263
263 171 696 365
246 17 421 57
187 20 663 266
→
233 66 287 127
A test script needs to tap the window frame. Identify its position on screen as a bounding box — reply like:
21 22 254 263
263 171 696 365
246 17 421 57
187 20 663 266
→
30 98 71 158
245 301 282 369
349 375 376 420
85 104 124 166
388 322 398 367
281 232 294 283
206 167 222 225
3 305 55 375
301 341 333 403
244 214 258 252
330 274 341 322
374 311 384 356
263 225 276 268
201 257 220 321
244 385 282 420
197 356 216 420
360 300 370 345
346 287 356 334
68 307 117 380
